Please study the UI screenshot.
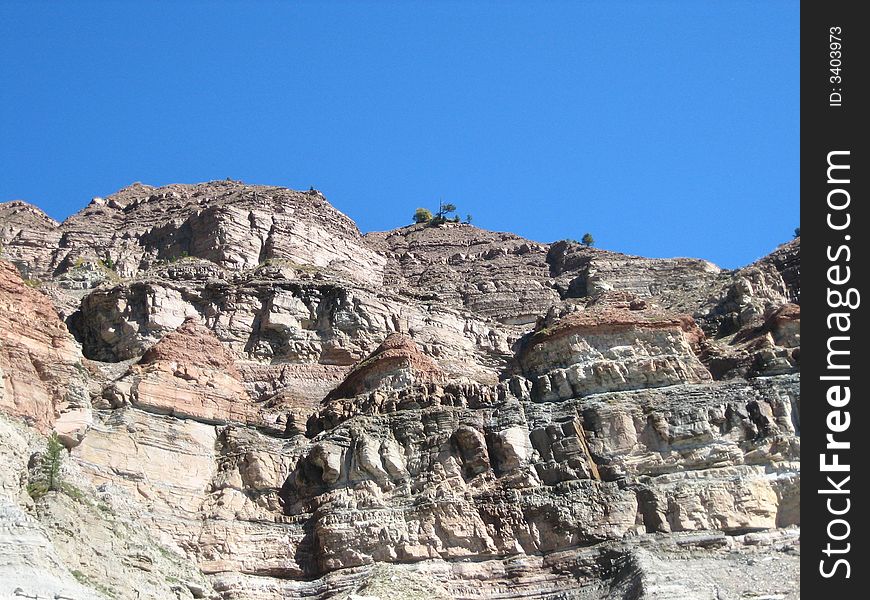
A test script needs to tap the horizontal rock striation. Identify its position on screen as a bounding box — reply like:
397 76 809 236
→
104 317 267 429
326 332 444 401
365 224 559 325
2 181 386 285
0 259 91 445
0 182 800 599
517 306 711 401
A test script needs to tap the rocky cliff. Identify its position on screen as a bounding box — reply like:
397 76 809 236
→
0 182 800 600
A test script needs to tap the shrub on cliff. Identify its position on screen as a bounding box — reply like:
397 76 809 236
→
27 433 82 501
437 202 457 219
413 208 433 224
414 203 462 226
428 202 458 226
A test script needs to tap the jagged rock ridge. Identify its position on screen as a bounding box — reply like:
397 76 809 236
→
0 182 799 599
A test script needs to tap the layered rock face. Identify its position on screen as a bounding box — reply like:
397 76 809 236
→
365 225 557 325
516 306 711 401
1 181 385 285
326 332 444 401
0 183 799 600
0 259 91 444
105 317 265 429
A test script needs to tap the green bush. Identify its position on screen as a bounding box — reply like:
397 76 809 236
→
414 202 464 226
413 208 433 224
581 233 595 247
42 433 64 491
28 433 66 501
71 570 88 584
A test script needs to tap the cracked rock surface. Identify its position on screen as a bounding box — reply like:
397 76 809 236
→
0 182 799 599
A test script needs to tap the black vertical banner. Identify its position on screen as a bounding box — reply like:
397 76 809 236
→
802 1 867 596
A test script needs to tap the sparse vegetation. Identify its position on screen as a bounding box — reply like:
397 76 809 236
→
27 433 65 500
412 201 464 227
27 433 86 503
435 202 457 224
413 208 433 224
581 233 595 247
70 570 118 598
257 257 320 273
465 214 472 224
23 277 42 288
41 432 63 490
71 569 89 584
794 227 800 238
67 256 122 283
153 251 191 266
96 501 114 514
339 562 453 600
62 482 87 502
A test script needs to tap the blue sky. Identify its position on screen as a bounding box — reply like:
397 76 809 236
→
0 1 798 268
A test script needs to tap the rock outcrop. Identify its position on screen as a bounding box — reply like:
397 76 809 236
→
105 317 265 429
2 182 386 286
0 182 800 599
0 259 91 445
326 333 444 400
516 305 711 401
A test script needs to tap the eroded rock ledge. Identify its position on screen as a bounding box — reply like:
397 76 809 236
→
0 184 799 599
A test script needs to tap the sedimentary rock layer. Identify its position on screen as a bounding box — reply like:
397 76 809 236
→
0 183 800 599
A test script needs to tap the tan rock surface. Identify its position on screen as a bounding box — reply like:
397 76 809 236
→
109 316 262 427
0 259 90 442
0 183 800 599
517 305 711 401
327 332 444 400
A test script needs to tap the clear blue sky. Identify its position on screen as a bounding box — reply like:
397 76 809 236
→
0 1 798 268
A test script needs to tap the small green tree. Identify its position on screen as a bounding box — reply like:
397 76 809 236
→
581 233 595 247
425 201 457 225
43 433 64 491
28 433 65 499
465 214 473 224
435 201 456 221
794 227 800 238
413 208 433 224
440 202 457 216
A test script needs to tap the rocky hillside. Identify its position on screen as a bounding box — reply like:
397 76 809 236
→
0 181 799 600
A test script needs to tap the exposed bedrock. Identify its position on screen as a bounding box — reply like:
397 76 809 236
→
516 305 712 401
1 182 386 285
285 370 798 578
0 259 91 446
0 184 800 599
